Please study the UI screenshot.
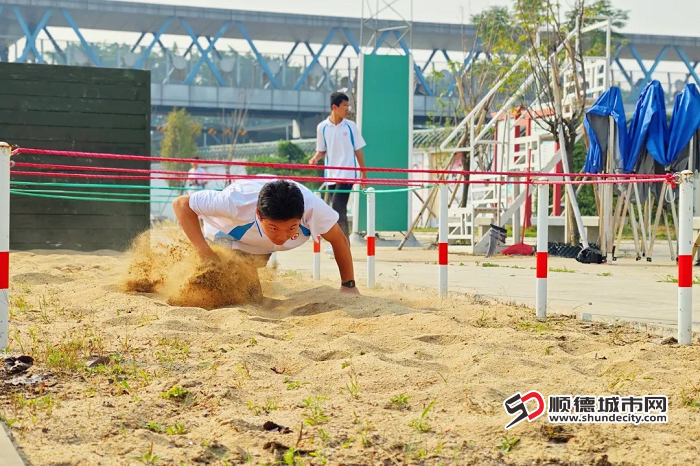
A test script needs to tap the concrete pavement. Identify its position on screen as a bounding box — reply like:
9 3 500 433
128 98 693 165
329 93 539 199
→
0 423 25 466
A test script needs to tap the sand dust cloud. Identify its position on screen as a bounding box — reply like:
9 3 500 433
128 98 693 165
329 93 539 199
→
121 228 269 309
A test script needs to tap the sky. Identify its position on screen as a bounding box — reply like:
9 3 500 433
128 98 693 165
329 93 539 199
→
117 0 697 37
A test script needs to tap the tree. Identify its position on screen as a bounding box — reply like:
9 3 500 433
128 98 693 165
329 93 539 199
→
565 0 629 57
428 6 520 207
403 6 522 247
222 90 252 185
160 108 202 187
512 0 628 243
573 139 597 216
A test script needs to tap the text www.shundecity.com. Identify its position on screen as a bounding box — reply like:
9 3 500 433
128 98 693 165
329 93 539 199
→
548 413 667 425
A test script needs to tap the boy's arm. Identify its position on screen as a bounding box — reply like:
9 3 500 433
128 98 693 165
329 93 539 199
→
321 223 358 293
351 122 367 179
355 148 366 179
173 195 218 260
309 150 326 165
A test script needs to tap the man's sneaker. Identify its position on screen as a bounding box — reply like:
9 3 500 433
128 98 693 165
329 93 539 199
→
325 246 334 259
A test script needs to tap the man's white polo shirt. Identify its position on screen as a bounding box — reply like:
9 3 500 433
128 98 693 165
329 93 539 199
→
189 179 339 255
316 117 366 182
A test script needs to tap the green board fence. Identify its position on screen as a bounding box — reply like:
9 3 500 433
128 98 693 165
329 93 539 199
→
2 63 151 251
356 54 412 231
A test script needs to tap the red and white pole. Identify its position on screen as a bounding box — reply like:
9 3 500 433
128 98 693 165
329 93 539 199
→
439 184 448 298
1 142 11 350
677 171 694 345
536 180 549 319
313 236 321 280
366 187 376 288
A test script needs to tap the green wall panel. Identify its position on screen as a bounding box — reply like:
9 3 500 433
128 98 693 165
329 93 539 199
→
357 54 411 231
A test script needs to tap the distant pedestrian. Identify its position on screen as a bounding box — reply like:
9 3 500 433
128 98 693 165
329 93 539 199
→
309 92 367 256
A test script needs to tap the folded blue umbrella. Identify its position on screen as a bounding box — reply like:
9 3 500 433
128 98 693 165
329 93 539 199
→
666 84 700 168
626 80 668 173
583 87 629 173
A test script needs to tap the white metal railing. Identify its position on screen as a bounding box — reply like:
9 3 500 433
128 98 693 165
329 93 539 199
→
442 19 612 248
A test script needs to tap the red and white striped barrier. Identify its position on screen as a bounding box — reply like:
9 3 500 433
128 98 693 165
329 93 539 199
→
351 188 361 238
536 181 549 319
439 184 448 298
1 142 10 350
313 236 321 280
366 188 376 288
677 170 694 345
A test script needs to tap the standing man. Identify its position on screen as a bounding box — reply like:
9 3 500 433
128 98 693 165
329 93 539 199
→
310 92 367 256
187 157 207 191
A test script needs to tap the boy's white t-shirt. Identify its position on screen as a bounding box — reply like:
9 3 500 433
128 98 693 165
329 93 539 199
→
188 179 339 254
315 118 366 182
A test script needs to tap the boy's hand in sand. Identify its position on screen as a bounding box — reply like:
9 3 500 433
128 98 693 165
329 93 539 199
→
321 224 357 288
173 194 220 263
197 245 219 263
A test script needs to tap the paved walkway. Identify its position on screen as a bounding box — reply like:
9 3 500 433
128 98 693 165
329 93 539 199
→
0 424 25 466
274 239 699 333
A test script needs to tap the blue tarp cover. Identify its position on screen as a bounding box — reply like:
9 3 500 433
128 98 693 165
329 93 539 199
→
666 84 700 165
583 87 629 173
625 80 668 172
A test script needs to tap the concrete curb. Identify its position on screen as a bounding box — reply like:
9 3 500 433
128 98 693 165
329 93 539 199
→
581 313 700 342
0 423 25 466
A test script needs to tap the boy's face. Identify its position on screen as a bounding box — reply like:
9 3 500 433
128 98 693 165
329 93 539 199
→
332 100 350 118
257 213 301 245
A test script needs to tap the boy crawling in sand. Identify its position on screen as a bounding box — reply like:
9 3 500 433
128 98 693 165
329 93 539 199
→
173 178 359 294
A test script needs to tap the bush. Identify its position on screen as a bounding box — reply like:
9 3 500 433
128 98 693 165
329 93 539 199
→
246 141 323 190
160 109 202 187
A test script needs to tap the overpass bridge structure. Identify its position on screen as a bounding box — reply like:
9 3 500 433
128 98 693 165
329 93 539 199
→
1 0 700 137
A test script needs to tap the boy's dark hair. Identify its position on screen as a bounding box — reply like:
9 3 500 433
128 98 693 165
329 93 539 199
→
330 91 349 110
257 180 305 221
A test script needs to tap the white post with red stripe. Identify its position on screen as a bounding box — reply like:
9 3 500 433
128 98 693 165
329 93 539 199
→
1 142 11 350
313 236 321 280
351 188 361 238
439 184 448 298
677 171 694 345
536 180 549 319
366 187 376 288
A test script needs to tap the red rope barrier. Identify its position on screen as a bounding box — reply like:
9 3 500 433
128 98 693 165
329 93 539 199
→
531 177 671 185
14 162 233 178
11 147 667 180
9 171 421 186
10 168 672 187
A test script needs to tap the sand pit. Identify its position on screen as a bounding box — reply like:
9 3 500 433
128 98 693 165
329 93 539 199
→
2 246 700 465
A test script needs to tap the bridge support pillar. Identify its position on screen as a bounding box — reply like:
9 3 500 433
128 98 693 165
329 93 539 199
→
292 115 321 139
